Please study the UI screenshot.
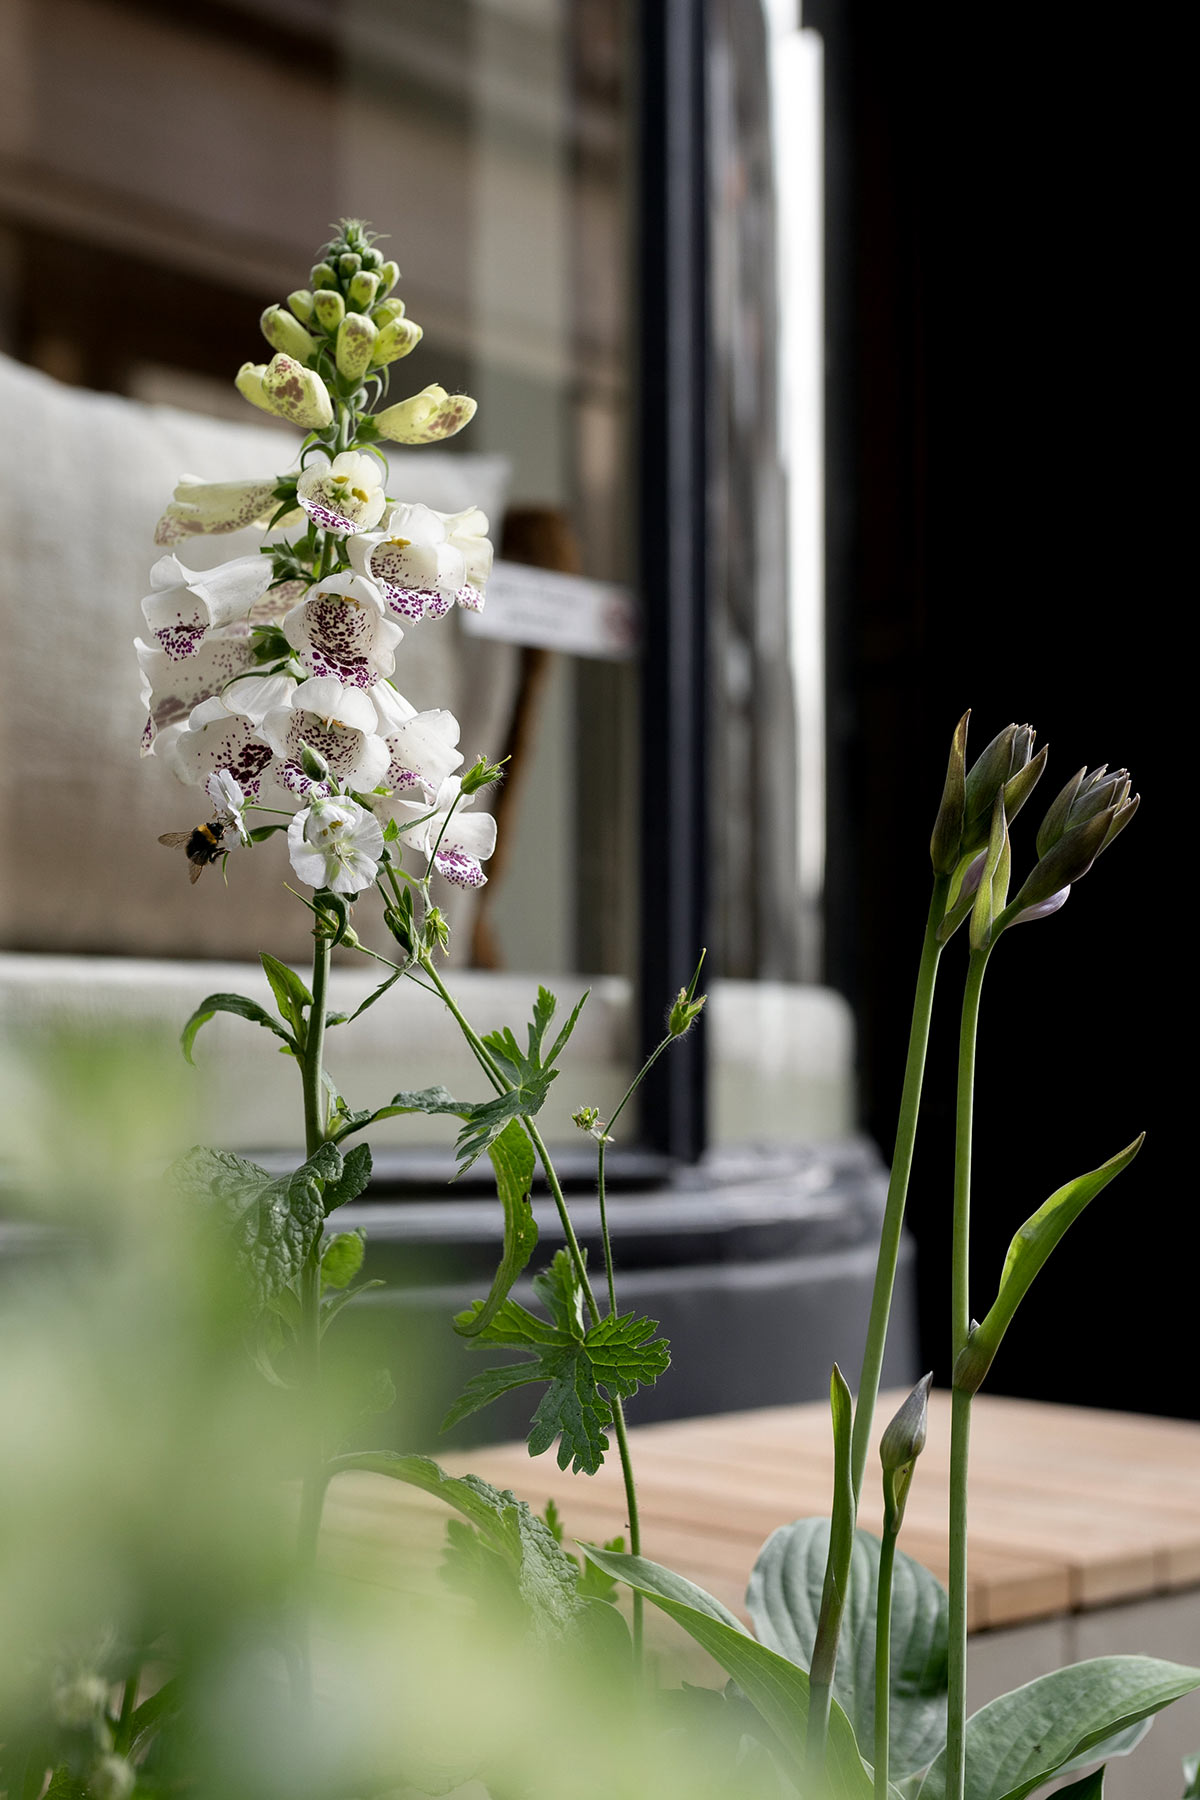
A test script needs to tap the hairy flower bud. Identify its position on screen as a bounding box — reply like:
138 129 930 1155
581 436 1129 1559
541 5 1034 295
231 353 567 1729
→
260 303 316 363
313 288 346 333
336 310 378 381
348 269 380 311
373 385 477 445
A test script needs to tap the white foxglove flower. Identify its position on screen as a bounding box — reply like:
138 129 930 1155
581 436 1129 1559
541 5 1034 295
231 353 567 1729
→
140 553 275 659
282 572 402 688
221 670 299 726
372 682 464 799
235 354 333 430
260 675 389 797
395 774 497 888
348 503 492 622
136 630 258 752
165 696 276 797
153 475 297 548
296 451 386 536
288 797 384 895
372 385 477 445
205 770 251 845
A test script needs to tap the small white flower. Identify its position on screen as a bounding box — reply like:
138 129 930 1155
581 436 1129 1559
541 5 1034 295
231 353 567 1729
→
165 696 276 797
140 552 275 659
372 683 464 798
348 503 492 622
153 474 300 547
259 675 389 797
395 774 497 888
205 770 251 845
282 571 402 688
296 451 387 536
288 797 384 894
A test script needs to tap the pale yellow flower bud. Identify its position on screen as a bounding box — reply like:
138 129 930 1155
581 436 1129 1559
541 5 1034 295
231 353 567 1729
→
377 258 401 294
287 288 315 323
373 384 477 444
348 269 379 310
371 297 407 328
260 303 317 362
313 288 346 333
237 354 333 429
370 315 423 366
336 311 378 381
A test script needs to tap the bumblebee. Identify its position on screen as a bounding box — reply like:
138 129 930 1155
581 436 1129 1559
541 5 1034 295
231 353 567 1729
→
159 818 229 883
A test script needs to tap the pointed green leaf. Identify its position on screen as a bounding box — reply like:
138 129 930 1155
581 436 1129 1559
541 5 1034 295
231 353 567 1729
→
916 1656 1200 1800
582 1548 874 1797
321 1229 366 1290
180 991 297 1064
366 1085 468 1125
1051 1772 1106 1799
810 1365 856 1693
328 963 402 1027
956 1137 1143 1395
747 1519 948 1779
454 1072 557 1174
259 952 312 1033
454 1119 539 1337
321 1140 372 1213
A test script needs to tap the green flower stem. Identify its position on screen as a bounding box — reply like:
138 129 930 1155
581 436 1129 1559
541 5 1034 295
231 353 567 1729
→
946 945 991 1800
295 928 333 1588
850 873 951 1499
874 1516 898 1799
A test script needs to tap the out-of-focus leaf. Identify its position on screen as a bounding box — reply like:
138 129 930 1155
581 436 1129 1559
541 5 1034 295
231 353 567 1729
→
180 992 296 1065
320 1229 365 1290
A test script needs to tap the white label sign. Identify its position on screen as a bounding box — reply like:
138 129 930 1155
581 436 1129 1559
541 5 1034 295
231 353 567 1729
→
461 559 637 661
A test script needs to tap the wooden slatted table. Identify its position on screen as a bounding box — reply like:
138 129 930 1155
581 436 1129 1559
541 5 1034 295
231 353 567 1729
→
321 1391 1200 1634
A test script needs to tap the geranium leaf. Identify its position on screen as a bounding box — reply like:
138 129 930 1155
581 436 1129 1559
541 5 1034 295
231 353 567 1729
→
454 1071 557 1175
453 1119 539 1337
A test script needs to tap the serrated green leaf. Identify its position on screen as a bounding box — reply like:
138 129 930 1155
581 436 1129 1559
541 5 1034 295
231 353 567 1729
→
444 1252 669 1473
172 1142 342 1306
259 952 312 1034
917 1656 1200 1800
180 992 297 1065
454 1072 557 1175
327 1451 583 1639
748 1519 948 1780
366 1085 467 1126
582 1548 874 1797
321 1229 365 1290
321 1140 372 1213
958 1137 1144 1395
453 1119 538 1337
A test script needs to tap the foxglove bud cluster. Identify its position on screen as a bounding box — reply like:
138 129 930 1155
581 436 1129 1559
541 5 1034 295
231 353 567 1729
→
137 221 497 908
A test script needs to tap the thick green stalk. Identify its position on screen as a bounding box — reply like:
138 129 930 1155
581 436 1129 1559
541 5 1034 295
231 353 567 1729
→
850 874 950 1499
874 1519 898 1799
945 947 990 1800
295 929 332 1576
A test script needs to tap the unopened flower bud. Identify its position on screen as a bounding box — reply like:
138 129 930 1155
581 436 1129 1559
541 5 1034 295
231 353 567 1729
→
260 303 317 362
930 711 969 874
371 296 407 329
373 384 477 444
1006 809 1114 918
300 740 331 782
425 905 451 954
311 261 338 289
961 722 1038 856
336 311 378 381
461 754 505 795
348 270 379 311
371 315 424 367
1037 765 1133 858
339 251 362 277
969 794 1011 953
237 354 333 430
360 244 383 271
313 288 346 333
880 1372 932 1473
384 905 413 954
287 288 315 323
572 1105 601 1132
377 258 401 294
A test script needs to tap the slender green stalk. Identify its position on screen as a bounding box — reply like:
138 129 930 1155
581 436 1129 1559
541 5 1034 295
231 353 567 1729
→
295 929 332 1573
945 946 990 1800
874 1522 897 1799
850 873 951 1499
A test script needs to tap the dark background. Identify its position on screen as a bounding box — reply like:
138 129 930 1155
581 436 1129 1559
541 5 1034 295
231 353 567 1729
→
814 1 1185 1415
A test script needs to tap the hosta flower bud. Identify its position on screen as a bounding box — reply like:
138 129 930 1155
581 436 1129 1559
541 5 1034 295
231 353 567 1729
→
961 722 1041 856
373 384 477 445
1036 765 1135 857
336 310 378 381
313 288 346 333
237 355 333 429
377 258 401 293
287 288 315 323
371 315 424 366
348 269 379 310
930 711 969 874
311 261 338 289
339 251 362 277
260 303 317 362
879 1372 932 1474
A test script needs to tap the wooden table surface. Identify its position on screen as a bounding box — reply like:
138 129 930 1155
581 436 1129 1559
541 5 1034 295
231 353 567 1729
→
320 1391 1200 1634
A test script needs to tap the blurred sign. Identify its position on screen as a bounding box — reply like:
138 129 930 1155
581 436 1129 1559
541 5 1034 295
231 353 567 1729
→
461 559 637 660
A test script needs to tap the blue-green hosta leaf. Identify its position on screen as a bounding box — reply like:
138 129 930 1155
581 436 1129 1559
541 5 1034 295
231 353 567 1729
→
1183 1749 1200 1798
180 991 297 1064
916 1656 1200 1800
453 1118 539 1337
326 1451 583 1640
582 1548 874 1798
444 1249 669 1473
747 1518 948 1780
1054 1717 1151 1777
171 1141 342 1305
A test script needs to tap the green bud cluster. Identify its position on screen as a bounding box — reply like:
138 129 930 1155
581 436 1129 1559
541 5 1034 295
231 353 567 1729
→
931 713 1047 876
258 219 419 387
460 754 507 796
